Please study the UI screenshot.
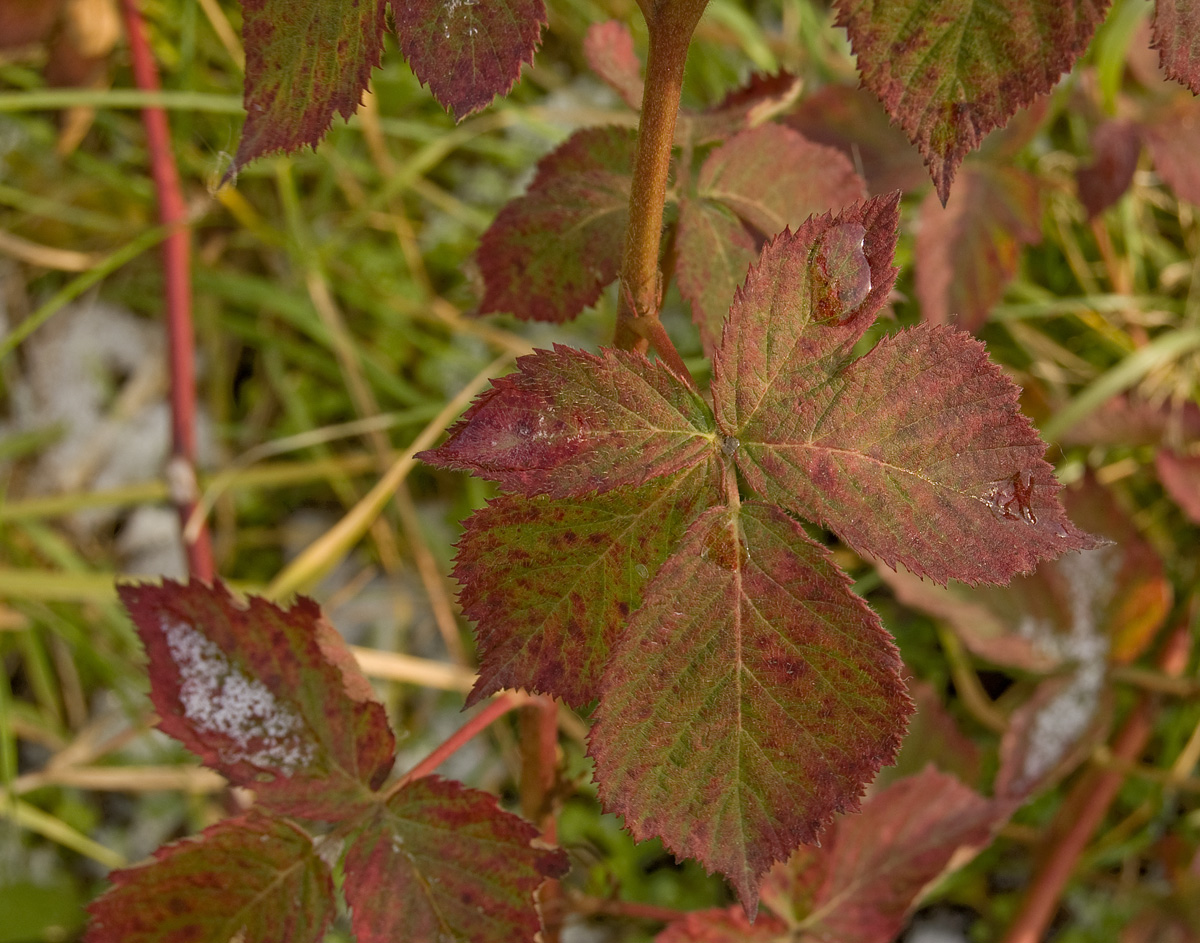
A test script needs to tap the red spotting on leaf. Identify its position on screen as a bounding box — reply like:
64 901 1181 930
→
1156 449 1200 524
1076 119 1143 218
583 20 643 110
696 124 867 239
914 163 1042 331
86 813 335 943
676 198 760 356
590 503 913 914
233 0 387 172
391 0 545 118
417 344 715 498
458 462 719 707
656 906 786 942
785 84 930 196
834 0 1110 203
1151 0 1200 94
476 126 636 322
757 768 1007 942
1141 96 1200 206
343 776 569 943
118 579 395 819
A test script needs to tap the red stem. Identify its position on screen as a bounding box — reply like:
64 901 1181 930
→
120 0 214 581
390 693 526 793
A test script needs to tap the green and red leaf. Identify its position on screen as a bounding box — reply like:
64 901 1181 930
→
391 0 545 117
418 344 715 497
834 0 1110 202
590 503 912 912
118 580 395 819
343 777 568 943
476 126 636 322
1151 0 1200 94
86 814 335 943
235 0 388 170
676 199 760 355
583 20 643 109
915 163 1042 331
458 462 719 707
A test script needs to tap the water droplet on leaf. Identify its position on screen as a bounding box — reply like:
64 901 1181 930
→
634 563 649 579
812 222 871 322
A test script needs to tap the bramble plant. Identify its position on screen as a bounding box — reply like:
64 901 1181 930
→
67 0 1200 940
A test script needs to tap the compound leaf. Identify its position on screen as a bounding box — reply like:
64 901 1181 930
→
583 20 643 109
86 813 334 943
835 0 1110 202
343 776 568 943
118 580 396 819
914 163 1042 331
590 503 912 913
392 0 545 117
234 0 388 171
1151 0 1200 94
458 461 719 707
676 198 760 355
476 126 636 322
418 344 715 497
714 197 1098 585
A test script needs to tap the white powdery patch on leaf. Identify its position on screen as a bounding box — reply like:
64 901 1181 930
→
1018 546 1117 784
162 618 316 774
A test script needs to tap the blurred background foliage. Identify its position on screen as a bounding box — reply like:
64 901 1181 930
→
0 0 1199 940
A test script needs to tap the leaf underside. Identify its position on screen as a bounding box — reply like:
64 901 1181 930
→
86 814 335 943
834 0 1111 202
118 580 396 819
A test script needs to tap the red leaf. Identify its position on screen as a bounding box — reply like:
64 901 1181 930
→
234 0 387 171
458 462 719 707
696 124 867 239
680 73 804 146
760 768 1007 942
343 777 568 943
835 0 1109 203
1157 448 1200 524
391 0 545 117
657 907 786 942
1141 96 1200 206
118 580 395 819
418 345 715 497
1076 120 1143 219
590 503 912 913
583 20 643 109
714 197 1098 585
86 813 335 943
785 84 929 196
676 199 760 355
476 126 636 322
914 163 1042 331
1151 0 1200 94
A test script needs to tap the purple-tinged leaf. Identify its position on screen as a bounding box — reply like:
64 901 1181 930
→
676 199 759 355
458 462 718 707
418 345 715 498
118 580 395 819
476 126 636 322
834 0 1110 203
1141 96 1200 205
696 124 867 238
1059 394 1200 448
1151 0 1200 94
391 0 545 117
915 164 1041 331
785 84 929 196
591 503 912 913
1077 120 1143 218
656 907 785 942
86 813 334 943
758 768 1008 942
234 0 387 171
680 73 804 146
879 680 982 789
1157 448 1200 523
583 20 643 109
343 776 568 943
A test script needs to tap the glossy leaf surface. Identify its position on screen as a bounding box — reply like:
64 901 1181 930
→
476 126 635 322
343 776 568 943
118 580 395 819
835 0 1110 201
87 814 334 943
591 503 912 912
392 0 545 117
